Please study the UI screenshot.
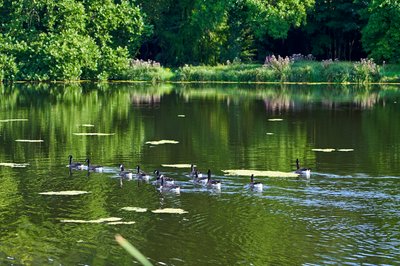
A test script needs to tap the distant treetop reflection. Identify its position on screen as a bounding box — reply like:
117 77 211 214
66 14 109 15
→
0 83 399 110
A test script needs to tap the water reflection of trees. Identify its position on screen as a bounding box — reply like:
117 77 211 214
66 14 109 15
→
174 83 400 111
0 81 399 263
1 82 399 174
1 83 399 109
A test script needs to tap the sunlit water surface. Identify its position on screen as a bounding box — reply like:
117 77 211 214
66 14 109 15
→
0 83 399 265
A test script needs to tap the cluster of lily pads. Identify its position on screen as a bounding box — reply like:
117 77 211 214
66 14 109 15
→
38 189 189 225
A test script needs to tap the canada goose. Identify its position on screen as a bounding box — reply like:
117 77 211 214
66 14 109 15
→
249 174 263 190
159 175 180 193
154 170 174 185
295 159 311 178
206 169 221 189
84 158 103 172
119 164 133 179
136 165 151 180
190 164 205 178
68 155 82 169
193 170 207 184
190 164 196 177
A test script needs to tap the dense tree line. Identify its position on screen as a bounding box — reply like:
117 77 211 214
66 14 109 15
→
0 0 399 81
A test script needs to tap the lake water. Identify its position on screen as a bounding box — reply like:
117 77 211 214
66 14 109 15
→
0 82 399 265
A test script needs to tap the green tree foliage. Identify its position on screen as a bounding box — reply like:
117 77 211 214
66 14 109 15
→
245 0 314 39
0 34 18 81
138 0 314 65
0 0 146 80
302 0 368 60
221 1 256 62
138 0 229 65
1 0 400 81
362 0 400 63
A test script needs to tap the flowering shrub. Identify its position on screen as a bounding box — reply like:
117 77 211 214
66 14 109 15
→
124 59 172 82
319 59 354 83
353 58 381 83
129 59 161 68
289 53 315 62
321 59 333 69
264 55 293 81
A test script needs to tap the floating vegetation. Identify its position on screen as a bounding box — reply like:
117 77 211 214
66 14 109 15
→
107 221 136 225
312 148 336 152
337 149 354 152
145 140 179 145
268 118 283 121
151 208 188 214
61 217 122 223
15 139 44 143
161 164 193 168
177 115 186 117
39 191 90 196
266 132 274 135
0 163 29 168
312 148 354 152
73 133 115 136
0 119 28 123
121 207 148 212
223 169 298 178
81 124 95 127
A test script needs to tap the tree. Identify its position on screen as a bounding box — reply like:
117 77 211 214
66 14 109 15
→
245 0 314 39
0 0 146 80
221 1 256 62
137 0 230 65
138 0 315 65
0 35 18 81
362 0 400 63
300 0 368 60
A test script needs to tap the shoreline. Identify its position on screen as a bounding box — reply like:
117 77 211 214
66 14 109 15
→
2 62 400 85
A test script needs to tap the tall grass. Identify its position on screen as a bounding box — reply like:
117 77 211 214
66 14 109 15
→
121 59 174 82
172 60 387 83
110 57 397 84
380 63 400 83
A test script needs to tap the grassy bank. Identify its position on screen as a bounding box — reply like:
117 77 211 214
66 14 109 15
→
2 58 400 84
117 58 400 84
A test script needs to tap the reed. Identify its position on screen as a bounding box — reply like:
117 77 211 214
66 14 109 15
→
115 234 153 266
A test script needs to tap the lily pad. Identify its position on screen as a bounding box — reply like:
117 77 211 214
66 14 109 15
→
15 139 44 143
312 148 336 152
121 207 148 213
337 149 354 152
81 124 95 127
268 118 283 121
145 140 179 145
39 190 90 196
0 119 28 122
73 133 115 136
151 208 188 214
161 164 193 168
107 221 136 225
222 169 298 178
61 217 122 223
0 163 29 168
177 115 186 117
266 132 274 135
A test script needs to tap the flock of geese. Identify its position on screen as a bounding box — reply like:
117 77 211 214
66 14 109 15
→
68 155 311 193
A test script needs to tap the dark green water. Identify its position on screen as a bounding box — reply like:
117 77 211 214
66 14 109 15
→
0 82 399 265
